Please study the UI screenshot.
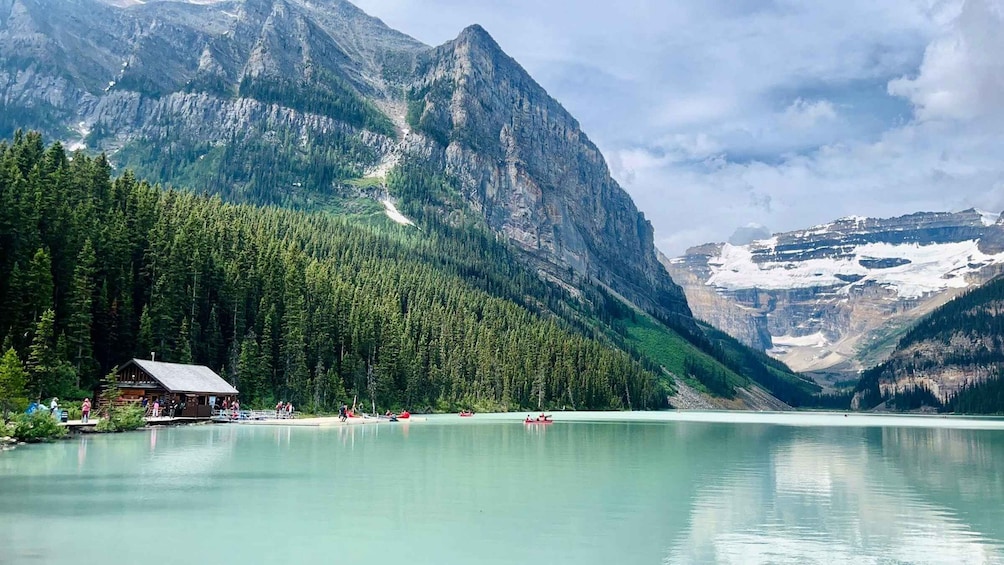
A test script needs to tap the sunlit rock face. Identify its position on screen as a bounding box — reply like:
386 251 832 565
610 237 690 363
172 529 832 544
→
664 210 1004 378
403 24 694 327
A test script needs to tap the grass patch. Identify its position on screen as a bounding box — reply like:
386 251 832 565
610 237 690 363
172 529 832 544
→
621 313 747 397
344 177 386 189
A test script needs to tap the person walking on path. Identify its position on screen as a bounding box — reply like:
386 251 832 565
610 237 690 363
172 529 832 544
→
49 397 59 416
81 398 91 423
276 401 283 419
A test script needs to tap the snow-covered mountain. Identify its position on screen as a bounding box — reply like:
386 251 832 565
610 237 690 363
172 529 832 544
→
663 209 1004 384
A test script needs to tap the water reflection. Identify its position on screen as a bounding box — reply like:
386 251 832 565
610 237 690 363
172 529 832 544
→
3 418 1004 565
667 427 1004 564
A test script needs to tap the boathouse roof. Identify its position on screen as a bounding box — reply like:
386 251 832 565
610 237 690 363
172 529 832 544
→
121 359 238 395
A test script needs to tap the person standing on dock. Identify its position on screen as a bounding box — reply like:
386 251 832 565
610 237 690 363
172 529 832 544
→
49 397 58 416
81 398 91 423
152 399 160 418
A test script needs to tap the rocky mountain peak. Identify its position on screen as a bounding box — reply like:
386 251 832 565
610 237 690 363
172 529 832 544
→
454 23 497 48
404 21 694 329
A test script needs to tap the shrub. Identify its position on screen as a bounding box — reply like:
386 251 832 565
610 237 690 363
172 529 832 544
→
11 411 67 442
96 404 146 432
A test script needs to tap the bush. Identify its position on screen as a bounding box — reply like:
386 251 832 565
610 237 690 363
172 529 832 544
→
95 404 146 433
11 411 67 442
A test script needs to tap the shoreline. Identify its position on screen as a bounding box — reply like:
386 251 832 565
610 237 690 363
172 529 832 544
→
231 415 426 427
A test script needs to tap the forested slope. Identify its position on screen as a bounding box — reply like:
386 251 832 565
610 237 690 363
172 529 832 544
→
854 274 1004 413
0 132 669 412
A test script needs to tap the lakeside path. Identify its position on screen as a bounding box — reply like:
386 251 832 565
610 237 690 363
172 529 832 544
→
234 415 426 427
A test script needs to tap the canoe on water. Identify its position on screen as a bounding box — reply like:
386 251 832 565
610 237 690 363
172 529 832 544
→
459 412 474 417
524 418 553 425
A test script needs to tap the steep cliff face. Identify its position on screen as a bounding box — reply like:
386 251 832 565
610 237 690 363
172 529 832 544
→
668 210 1004 380
403 25 694 329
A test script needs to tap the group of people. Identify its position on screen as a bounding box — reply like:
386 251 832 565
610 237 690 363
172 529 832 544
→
150 398 183 418
275 401 295 419
26 397 91 423
337 404 351 422
220 398 241 419
525 413 552 422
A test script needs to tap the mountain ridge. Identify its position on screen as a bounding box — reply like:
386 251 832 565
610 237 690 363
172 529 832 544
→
0 0 805 409
666 209 1004 386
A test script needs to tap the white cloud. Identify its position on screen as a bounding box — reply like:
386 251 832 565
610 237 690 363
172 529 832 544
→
888 0 1004 122
354 0 1004 255
783 99 838 129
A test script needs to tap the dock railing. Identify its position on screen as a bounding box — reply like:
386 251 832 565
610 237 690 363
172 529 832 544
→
211 409 299 421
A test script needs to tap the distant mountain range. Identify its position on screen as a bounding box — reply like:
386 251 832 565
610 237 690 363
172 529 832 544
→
0 0 813 409
665 209 1004 388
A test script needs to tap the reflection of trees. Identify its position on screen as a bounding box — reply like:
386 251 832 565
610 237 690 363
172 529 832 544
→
667 426 1004 565
878 427 1004 539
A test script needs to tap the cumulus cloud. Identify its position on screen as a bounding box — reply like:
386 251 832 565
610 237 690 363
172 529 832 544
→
783 99 838 129
888 0 1004 122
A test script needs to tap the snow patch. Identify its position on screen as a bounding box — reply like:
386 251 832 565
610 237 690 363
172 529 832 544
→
706 240 1004 299
364 152 399 180
977 209 1001 226
381 199 414 226
66 121 91 152
771 332 828 348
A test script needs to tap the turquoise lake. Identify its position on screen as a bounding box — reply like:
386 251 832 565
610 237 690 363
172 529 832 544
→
2 412 1004 564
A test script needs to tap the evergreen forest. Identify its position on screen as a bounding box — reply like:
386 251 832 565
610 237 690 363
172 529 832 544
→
0 132 672 412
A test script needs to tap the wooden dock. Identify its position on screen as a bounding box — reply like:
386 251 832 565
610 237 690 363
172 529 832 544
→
60 416 214 431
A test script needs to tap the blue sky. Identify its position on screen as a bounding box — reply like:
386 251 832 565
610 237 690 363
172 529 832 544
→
355 0 1004 254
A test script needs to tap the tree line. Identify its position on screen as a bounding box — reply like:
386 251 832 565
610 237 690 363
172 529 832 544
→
0 132 666 413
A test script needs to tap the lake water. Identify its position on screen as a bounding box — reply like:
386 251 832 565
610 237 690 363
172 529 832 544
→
2 412 1004 565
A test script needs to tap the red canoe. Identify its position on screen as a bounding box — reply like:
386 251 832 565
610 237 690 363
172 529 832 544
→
524 419 553 425
459 412 474 417
398 411 411 419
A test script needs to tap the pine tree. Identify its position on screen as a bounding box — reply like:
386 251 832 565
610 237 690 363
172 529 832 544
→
137 305 154 360
67 239 97 386
0 347 28 417
176 317 193 364
26 308 58 399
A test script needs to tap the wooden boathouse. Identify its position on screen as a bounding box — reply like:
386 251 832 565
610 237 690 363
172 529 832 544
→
114 359 238 419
